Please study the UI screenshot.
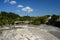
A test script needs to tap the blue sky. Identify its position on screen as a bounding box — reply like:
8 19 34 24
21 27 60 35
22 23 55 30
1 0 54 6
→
0 0 60 16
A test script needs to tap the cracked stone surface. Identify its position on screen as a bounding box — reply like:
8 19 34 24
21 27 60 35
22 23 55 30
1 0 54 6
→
0 27 59 40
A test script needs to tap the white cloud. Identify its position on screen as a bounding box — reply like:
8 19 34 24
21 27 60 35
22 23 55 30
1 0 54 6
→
22 6 33 13
9 1 16 5
4 0 9 3
17 5 24 8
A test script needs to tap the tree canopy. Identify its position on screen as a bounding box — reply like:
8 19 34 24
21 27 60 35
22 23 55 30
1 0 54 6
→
0 11 20 27
0 11 60 27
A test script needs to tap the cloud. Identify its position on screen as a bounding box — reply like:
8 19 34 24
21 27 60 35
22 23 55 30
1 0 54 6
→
17 5 24 8
22 6 33 13
9 1 16 5
4 0 9 3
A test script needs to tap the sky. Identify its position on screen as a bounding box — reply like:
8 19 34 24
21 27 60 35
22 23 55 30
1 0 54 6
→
0 0 60 16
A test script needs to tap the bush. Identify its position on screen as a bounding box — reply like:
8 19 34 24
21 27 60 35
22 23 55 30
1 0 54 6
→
53 21 60 28
32 21 41 25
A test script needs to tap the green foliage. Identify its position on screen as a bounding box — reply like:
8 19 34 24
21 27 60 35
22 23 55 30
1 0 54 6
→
20 16 31 21
32 16 48 25
48 14 60 25
0 11 59 26
33 21 41 25
51 15 59 21
46 14 60 27
0 11 20 27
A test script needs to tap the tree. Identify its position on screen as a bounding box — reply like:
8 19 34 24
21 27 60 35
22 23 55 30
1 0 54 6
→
0 11 20 27
32 16 48 25
47 14 60 25
19 16 31 21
